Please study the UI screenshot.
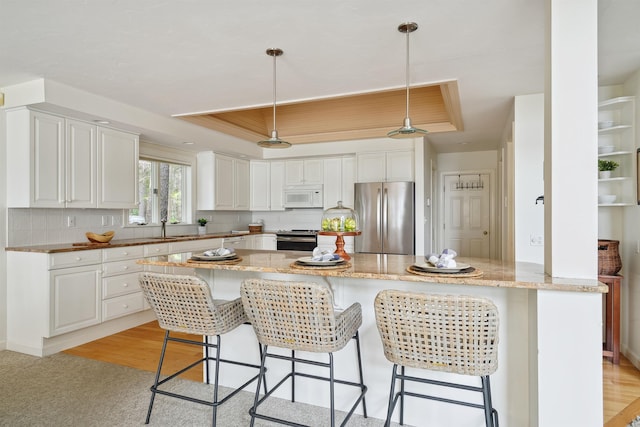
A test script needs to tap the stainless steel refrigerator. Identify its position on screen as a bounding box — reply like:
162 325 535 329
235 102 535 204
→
354 181 415 255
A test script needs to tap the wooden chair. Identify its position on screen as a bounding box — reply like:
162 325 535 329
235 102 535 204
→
139 272 263 426
240 278 368 427
374 289 500 427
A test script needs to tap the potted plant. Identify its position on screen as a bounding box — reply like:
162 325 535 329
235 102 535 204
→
598 159 619 179
197 218 208 235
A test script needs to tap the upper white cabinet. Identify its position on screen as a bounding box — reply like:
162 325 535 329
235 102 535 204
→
270 161 285 211
197 152 250 210
598 96 636 206
323 156 356 209
6 107 138 209
285 159 323 185
250 160 271 210
356 150 414 182
97 127 139 208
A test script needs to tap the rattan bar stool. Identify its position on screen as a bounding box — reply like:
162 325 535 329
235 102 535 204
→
374 290 499 427
139 272 264 426
240 278 368 427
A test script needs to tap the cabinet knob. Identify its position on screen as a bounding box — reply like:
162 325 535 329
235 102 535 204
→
122 304 129 309
75 257 81 261
123 283 129 287
122 252 128 256
123 266 128 270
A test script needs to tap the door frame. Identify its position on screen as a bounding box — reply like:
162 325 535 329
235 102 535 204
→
437 168 497 259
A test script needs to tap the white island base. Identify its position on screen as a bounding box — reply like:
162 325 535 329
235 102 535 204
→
193 267 602 427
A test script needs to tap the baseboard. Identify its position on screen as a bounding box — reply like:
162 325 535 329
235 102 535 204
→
622 345 640 370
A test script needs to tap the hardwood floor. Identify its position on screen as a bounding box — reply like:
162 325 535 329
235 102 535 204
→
65 321 640 425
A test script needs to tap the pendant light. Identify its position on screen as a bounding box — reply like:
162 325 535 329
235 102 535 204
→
387 22 428 139
258 48 291 148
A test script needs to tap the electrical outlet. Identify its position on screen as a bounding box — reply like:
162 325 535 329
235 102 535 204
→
66 215 76 228
530 234 543 246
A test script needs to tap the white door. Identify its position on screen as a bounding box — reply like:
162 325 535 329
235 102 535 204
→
442 173 491 257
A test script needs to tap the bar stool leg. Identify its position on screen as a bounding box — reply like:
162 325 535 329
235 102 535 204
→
329 352 335 427
353 331 368 417
291 350 296 402
482 375 498 427
400 365 406 425
146 330 170 424
211 335 222 427
249 344 269 427
384 364 399 427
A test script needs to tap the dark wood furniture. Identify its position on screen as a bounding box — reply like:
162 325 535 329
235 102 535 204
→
599 274 621 364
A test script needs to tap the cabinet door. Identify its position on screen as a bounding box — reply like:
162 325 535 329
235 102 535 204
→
341 156 356 208
97 127 139 208
356 152 386 182
303 159 324 184
215 155 235 209
270 161 285 210
49 265 101 336
250 160 271 210
323 158 342 209
66 119 97 208
32 111 66 207
234 158 250 210
285 160 305 185
386 150 414 181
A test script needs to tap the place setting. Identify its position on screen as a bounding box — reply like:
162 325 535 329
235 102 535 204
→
189 240 242 264
407 249 483 278
290 247 352 270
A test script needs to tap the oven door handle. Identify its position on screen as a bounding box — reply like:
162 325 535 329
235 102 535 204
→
276 236 317 242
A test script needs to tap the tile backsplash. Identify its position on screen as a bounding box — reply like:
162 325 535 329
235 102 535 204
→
7 207 325 247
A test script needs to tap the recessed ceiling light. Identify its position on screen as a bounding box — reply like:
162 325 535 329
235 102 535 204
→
94 119 111 125
182 141 195 145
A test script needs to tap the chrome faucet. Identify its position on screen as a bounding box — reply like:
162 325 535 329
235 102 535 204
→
160 219 167 239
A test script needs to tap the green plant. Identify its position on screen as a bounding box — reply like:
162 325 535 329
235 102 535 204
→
598 159 619 172
197 218 208 226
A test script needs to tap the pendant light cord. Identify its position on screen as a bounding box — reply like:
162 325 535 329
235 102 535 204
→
272 52 277 131
405 27 410 119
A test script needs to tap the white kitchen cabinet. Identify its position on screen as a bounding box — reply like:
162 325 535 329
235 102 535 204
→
225 235 253 250
356 150 414 182
50 264 102 336
250 160 271 210
97 127 139 208
598 96 636 206
270 161 286 210
198 152 250 210
323 156 356 209
6 107 138 209
254 234 277 250
285 159 324 185
101 246 145 321
169 237 222 275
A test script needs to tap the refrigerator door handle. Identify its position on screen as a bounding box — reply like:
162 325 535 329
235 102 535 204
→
376 188 382 238
382 187 388 243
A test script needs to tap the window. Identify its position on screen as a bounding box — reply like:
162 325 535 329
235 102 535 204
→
129 159 190 225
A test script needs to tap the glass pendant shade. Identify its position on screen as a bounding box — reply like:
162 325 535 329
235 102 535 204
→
388 22 428 139
258 48 291 149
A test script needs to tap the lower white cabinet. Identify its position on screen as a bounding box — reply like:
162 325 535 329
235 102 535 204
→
50 264 101 336
254 234 277 250
101 246 145 321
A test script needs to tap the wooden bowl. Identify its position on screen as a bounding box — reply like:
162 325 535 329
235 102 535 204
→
86 230 115 243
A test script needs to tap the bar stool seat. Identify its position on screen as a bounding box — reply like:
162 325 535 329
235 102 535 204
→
240 278 368 427
139 272 263 426
374 290 500 427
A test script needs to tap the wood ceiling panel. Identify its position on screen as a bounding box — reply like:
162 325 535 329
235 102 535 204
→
178 81 462 145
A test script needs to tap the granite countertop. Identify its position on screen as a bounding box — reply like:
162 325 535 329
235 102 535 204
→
138 249 607 294
4 231 273 253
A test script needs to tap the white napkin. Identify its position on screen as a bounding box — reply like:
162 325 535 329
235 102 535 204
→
427 248 457 268
312 247 340 262
203 247 235 257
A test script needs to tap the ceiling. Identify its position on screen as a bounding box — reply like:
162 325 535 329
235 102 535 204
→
1 0 639 154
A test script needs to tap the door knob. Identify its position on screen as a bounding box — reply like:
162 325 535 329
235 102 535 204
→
483 231 488 235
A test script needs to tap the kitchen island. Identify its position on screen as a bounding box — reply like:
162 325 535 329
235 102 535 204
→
139 250 606 427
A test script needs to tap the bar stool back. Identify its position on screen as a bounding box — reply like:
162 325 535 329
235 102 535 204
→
240 278 368 427
374 289 499 427
139 272 262 426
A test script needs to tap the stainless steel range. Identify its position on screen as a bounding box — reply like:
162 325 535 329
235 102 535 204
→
275 230 318 251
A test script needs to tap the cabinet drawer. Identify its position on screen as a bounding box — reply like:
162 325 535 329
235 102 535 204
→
102 292 145 321
49 250 102 269
102 271 142 298
144 243 171 257
102 245 145 262
102 259 144 277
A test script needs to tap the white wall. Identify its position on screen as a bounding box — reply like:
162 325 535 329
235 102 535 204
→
0 109 7 348
514 94 545 263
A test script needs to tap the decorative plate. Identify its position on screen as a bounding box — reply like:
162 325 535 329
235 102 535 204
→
191 252 238 261
411 262 471 273
296 256 345 266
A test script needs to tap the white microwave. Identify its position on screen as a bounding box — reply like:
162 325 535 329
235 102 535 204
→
283 185 323 208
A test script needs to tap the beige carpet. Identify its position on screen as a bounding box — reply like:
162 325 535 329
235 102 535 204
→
0 350 388 427
606 397 640 427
